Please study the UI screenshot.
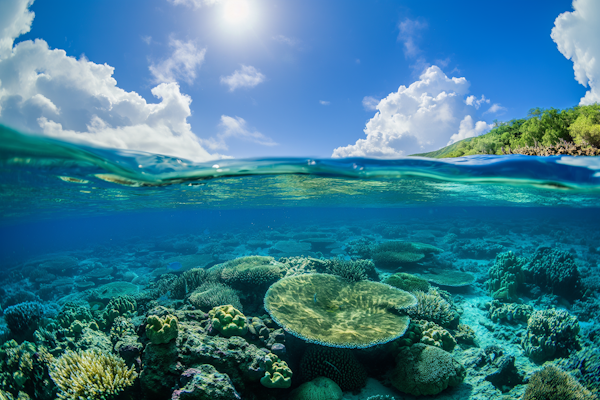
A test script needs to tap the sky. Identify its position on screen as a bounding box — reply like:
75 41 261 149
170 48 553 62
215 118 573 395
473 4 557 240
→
0 0 598 161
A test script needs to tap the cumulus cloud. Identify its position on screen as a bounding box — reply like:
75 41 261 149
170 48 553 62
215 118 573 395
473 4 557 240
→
465 95 490 109
332 66 492 158
168 0 222 8
149 38 206 84
0 0 218 162
484 103 507 114
202 115 276 150
362 96 379 111
220 65 265 91
0 0 34 59
447 116 492 145
551 0 600 105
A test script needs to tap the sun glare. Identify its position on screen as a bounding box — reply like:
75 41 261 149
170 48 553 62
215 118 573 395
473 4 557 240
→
223 0 251 25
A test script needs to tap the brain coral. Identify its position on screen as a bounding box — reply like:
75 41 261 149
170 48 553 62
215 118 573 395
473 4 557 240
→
300 346 367 392
209 305 248 337
290 377 343 400
390 343 466 396
525 247 583 300
522 308 580 362
49 348 137 400
264 273 417 348
523 365 596 400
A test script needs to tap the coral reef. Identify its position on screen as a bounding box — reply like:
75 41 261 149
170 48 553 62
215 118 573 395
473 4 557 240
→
208 305 248 337
264 273 416 348
487 251 526 302
289 377 342 400
372 241 442 270
187 282 242 312
488 300 533 323
210 256 283 290
3 303 42 336
405 289 459 328
300 346 367 392
146 314 179 344
259 353 292 389
324 258 378 282
522 308 580 362
49 349 137 400
418 320 457 351
171 365 241 400
525 247 583 300
523 365 596 400
390 343 466 396
383 273 430 293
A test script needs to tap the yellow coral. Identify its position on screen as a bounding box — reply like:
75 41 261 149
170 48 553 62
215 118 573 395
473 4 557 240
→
260 353 292 389
49 349 137 400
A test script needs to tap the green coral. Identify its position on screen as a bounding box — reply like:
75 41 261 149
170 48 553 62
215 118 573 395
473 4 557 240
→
187 282 243 312
100 295 137 329
264 273 416 348
384 273 430 293
210 256 283 289
453 324 476 346
488 300 533 323
525 247 583 300
259 353 292 389
146 315 179 344
289 377 342 400
170 268 208 299
324 259 377 282
208 305 248 337
406 289 459 328
418 320 456 352
522 308 580 362
487 251 526 302
523 365 596 400
49 349 137 400
0 340 53 396
391 343 466 396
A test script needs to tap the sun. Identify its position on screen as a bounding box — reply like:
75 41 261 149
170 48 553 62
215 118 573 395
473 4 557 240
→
223 0 251 25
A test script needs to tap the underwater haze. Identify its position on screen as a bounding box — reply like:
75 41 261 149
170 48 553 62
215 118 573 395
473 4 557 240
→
1 125 600 400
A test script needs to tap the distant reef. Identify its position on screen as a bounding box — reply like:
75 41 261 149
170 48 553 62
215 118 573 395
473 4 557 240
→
413 104 600 158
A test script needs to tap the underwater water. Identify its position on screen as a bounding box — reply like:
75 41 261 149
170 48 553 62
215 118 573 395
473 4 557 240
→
1 124 600 400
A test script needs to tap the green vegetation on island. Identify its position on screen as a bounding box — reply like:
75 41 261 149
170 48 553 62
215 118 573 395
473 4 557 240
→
414 104 600 158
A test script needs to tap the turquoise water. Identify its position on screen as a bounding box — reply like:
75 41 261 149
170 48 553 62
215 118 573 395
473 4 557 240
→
1 124 599 400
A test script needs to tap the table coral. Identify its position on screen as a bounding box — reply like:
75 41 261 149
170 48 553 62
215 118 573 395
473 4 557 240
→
522 308 580 362
390 343 466 396
383 272 430 293
49 348 137 400
146 314 179 344
264 273 416 348
208 305 248 337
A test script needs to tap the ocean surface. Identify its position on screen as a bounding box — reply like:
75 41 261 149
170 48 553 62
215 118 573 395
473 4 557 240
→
1 124 599 400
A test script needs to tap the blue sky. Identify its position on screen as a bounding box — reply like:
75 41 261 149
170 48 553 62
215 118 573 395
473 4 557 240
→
0 0 597 160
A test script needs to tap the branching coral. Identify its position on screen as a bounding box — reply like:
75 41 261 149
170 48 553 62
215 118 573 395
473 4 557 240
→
187 282 242 312
487 251 526 302
211 256 283 290
525 247 583 300
324 259 377 282
523 365 596 400
3 302 43 335
49 349 137 400
406 289 459 328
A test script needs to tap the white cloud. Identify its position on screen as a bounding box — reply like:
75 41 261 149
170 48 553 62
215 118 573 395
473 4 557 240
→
332 66 492 158
0 0 219 162
362 96 379 111
0 0 34 60
220 65 265 91
168 0 222 8
397 18 427 58
149 38 206 84
202 115 276 150
484 103 507 114
465 95 490 109
551 0 600 105
319 100 330 106
447 115 492 145
141 35 152 45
